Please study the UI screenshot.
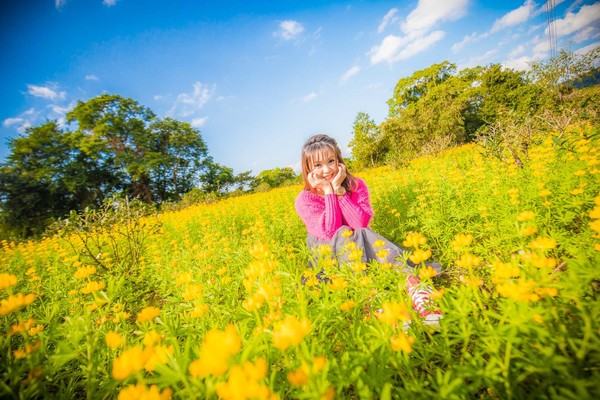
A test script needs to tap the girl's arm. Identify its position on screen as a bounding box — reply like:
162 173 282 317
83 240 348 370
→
295 192 342 241
338 178 373 229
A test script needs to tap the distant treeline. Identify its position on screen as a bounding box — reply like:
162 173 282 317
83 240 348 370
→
349 47 599 170
1 48 598 240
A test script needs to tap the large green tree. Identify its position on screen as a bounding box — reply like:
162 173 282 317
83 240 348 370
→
349 112 387 169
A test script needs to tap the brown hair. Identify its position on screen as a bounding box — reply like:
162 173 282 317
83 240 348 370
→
300 134 356 193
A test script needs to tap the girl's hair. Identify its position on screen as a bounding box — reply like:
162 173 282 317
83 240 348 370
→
301 134 357 193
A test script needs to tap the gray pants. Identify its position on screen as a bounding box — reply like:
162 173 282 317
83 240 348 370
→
306 226 441 277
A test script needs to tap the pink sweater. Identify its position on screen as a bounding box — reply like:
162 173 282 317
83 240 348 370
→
295 177 374 241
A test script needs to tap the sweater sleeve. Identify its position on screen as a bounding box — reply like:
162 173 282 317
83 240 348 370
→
338 178 373 229
295 190 342 241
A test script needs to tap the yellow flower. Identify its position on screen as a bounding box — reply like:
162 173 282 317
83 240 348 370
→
13 341 41 359
117 383 172 400
373 239 386 248
539 189 552 197
73 266 97 280
190 303 209 318
216 358 272 400
249 243 272 259
9 318 35 335
403 232 427 249
287 368 309 387
375 248 389 259
390 333 415 354
377 301 410 327
271 315 311 351
341 229 354 238
0 273 18 290
571 188 584 195
28 324 44 336
460 275 483 287
516 211 535 222
80 281 105 294
521 251 557 269
144 344 174 372
450 233 473 251
329 276 348 291
529 237 557 250
491 260 520 282
350 261 367 273
143 330 163 346
347 248 363 262
112 345 152 380
189 324 242 377
418 265 437 280
340 300 355 312
136 306 161 323
175 272 194 286
520 225 538 236
106 331 125 349
182 284 203 301
496 279 539 302
590 206 600 219
409 249 431 264
455 253 481 268
0 293 36 316
591 219 600 233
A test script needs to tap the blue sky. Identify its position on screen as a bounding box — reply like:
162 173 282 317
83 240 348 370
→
1 0 599 175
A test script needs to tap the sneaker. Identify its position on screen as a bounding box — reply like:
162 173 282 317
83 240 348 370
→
406 275 443 324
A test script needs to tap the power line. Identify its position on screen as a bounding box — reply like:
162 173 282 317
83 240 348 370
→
545 0 558 59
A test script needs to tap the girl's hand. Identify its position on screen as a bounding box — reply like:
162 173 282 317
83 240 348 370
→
332 163 347 188
308 171 333 194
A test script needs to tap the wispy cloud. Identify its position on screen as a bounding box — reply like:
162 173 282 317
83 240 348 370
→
85 74 99 81
274 20 305 41
491 0 536 33
402 0 469 33
369 30 445 64
191 117 208 128
377 8 399 33
369 0 468 64
3 117 24 128
26 83 66 101
302 92 317 102
103 0 118 6
452 32 479 53
550 3 600 39
168 81 215 118
340 65 361 85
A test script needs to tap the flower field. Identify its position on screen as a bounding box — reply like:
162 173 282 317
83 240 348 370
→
1 124 599 399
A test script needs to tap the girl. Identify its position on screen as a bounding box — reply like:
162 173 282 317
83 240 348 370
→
294 134 442 325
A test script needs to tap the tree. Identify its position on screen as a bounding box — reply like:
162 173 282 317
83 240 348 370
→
147 118 209 203
349 112 387 169
252 167 297 191
199 159 236 195
0 121 113 238
67 94 157 202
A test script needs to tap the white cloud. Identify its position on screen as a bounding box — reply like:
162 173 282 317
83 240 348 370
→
491 0 536 33
401 0 469 34
550 3 600 39
55 0 67 9
369 31 445 64
49 103 73 115
369 0 467 65
508 44 526 58
26 84 66 101
462 49 498 68
340 65 361 84
169 81 215 117
103 0 118 6
575 41 600 55
452 32 478 52
302 92 317 102
85 74 99 81
3 117 23 127
378 8 399 33
191 117 208 128
503 56 533 71
573 26 599 43
274 20 305 41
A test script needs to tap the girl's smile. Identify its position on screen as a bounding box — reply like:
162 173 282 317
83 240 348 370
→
310 149 338 180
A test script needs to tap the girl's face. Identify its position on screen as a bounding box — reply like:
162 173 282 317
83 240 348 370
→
310 149 339 182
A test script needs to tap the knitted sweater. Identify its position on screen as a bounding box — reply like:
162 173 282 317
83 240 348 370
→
294 177 374 241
